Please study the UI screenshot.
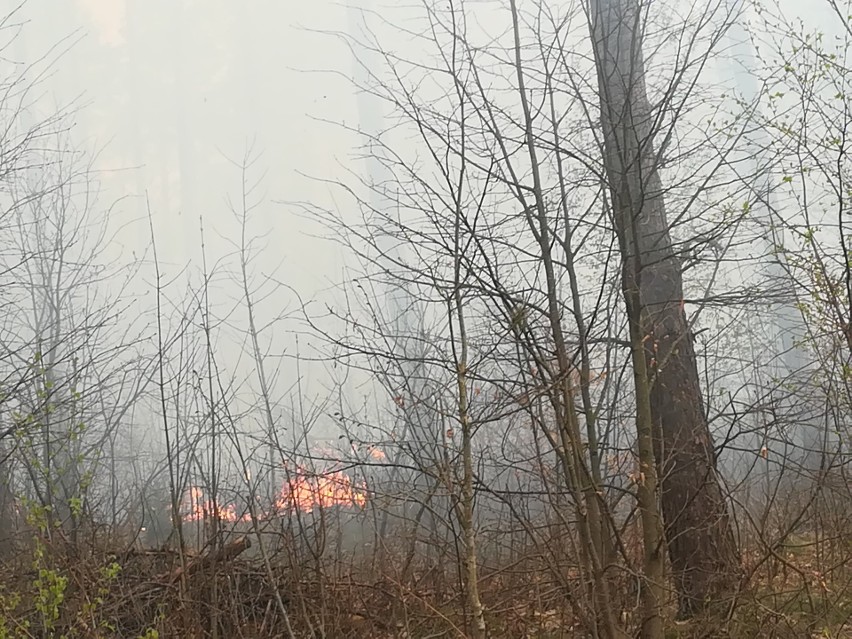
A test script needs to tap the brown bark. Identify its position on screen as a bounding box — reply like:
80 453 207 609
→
624 236 666 639
587 0 741 618
0 442 14 555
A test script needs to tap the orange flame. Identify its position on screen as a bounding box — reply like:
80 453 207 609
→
180 486 252 523
274 468 367 514
180 465 368 523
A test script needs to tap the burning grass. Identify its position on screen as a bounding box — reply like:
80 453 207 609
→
180 465 369 523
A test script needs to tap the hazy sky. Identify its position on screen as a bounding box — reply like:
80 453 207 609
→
4 1 391 426
23 1 367 296
25 0 835 290
12 0 841 433
76 0 125 46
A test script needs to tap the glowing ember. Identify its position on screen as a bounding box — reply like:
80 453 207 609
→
180 466 368 522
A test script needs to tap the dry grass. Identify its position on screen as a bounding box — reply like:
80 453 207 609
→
0 518 848 638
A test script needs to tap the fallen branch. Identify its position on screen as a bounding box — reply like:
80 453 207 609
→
163 536 251 583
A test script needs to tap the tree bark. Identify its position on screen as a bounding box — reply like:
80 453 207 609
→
0 441 14 555
587 0 741 618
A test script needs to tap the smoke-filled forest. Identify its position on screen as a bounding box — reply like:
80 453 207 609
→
0 0 850 637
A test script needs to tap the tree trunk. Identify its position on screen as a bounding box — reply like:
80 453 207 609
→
0 441 15 555
587 0 741 618
624 233 666 639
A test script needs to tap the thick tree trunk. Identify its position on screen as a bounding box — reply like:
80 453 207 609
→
587 0 741 618
0 442 14 555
